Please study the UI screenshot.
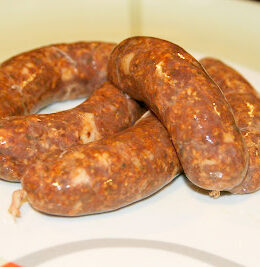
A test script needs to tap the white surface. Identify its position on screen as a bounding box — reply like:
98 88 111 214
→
0 56 259 266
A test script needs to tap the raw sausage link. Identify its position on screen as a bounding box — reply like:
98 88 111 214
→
0 41 115 117
0 82 144 182
200 57 260 194
108 36 248 191
21 112 181 216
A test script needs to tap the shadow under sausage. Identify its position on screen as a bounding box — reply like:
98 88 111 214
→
183 175 233 197
182 174 257 206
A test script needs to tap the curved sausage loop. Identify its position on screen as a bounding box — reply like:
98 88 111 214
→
108 36 248 192
0 82 144 182
200 57 260 194
20 112 182 216
0 41 115 117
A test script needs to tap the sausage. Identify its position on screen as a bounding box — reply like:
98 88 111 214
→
18 111 181 216
0 41 115 118
200 57 260 194
108 36 248 192
0 82 144 182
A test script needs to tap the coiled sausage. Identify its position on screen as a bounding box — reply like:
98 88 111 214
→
19 112 181 216
0 82 143 182
108 36 248 192
0 41 115 117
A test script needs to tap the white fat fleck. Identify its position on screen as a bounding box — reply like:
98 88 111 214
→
156 61 171 79
121 52 135 75
94 152 111 166
132 157 141 168
42 142 50 149
61 68 74 81
25 62 35 68
148 153 154 160
20 69 42 90
72 168 90 186
209 171 223 179
72 151 85 159
79 113 101 144
187 88 193 95
202 159 216 166
21 67 30 75
144 150 154 161
246 102 255 118
223 133 234 143
58 150 68 158
11 84 22 94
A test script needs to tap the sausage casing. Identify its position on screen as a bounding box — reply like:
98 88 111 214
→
21 112 181 216
0 41 115 117
200 57 260 194
0 82 143 182
108 36 248 191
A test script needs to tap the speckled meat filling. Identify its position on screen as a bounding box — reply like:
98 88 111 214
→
201 58 260 194
108 36 248 191
0 41 115 117
22 112 182 216
0 82 144 182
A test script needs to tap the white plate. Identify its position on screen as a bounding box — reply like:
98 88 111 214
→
0 55 260 267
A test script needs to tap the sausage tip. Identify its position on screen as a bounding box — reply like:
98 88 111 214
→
209 190 221 199
8 189 28 220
